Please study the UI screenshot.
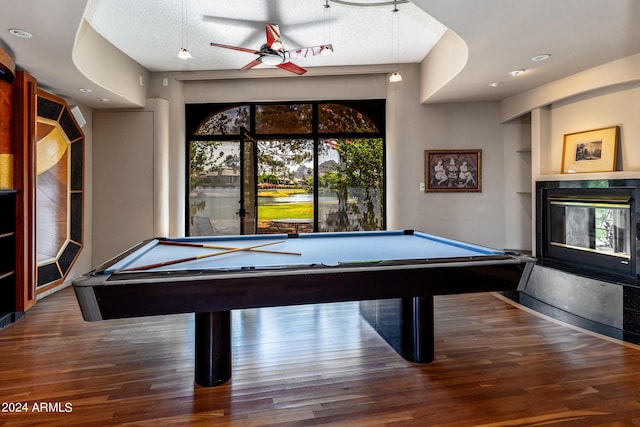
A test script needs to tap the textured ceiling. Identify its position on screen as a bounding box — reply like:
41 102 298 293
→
0 0 638 109
84 0 447 73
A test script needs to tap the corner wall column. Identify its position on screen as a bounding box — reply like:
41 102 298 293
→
530 107 550 257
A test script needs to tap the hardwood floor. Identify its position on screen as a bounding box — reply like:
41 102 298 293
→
2 287 640 426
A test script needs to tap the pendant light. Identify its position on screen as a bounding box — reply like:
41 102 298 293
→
178 0 192 60
388 0 402 82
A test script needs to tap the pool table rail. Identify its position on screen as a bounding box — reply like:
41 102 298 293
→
73 253 533 322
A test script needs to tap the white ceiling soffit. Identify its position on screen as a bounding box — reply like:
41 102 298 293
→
412 0 640 103
1 0 638 109
84 0 448 72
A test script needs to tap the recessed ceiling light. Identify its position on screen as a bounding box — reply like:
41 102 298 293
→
9 28 32 39
488 82 503 88
531 54 551 62
78 88 93 93
508 69 525 77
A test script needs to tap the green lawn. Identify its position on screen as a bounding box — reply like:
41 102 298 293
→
258 202 313 220
258 188 313 220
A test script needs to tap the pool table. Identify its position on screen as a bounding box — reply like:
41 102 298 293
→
73 230 534 387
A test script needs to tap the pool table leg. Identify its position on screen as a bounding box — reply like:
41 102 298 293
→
405 295 435 363
360 296 435 363
194 311 231 387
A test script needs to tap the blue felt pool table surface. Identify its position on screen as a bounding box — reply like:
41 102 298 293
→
104 230 505 274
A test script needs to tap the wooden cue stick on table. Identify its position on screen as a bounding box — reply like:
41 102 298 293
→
158 239 301 256
117 241 287 272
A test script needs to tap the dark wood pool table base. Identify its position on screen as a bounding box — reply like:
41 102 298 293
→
186 264 531 386
73 231 535 387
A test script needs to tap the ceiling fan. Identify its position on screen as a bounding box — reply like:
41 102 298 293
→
210 23 333 75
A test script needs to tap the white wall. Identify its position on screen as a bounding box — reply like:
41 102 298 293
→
387 65 507 248
89 64 517 267
545 83 640 175
183 74 387 103
92 110 155 265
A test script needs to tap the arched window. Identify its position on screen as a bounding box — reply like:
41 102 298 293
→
186 100 385 235
318 103 379 133
194 105 250 135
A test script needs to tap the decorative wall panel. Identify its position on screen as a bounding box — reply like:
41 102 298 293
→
36 91 84 290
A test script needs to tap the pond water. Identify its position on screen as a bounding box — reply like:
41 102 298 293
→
191 186 342 233
261 193 313 204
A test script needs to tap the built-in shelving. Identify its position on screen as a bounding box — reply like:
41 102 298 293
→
0 190 17 328
516 149 532 194
503 114 533 253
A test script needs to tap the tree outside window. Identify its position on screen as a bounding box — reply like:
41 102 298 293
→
318 104 383 231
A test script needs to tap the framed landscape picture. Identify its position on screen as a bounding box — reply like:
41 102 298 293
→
562 126 619 173
424 149 481 192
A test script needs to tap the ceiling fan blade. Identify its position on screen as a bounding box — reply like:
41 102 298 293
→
210 43 260 55
203 16 264 28
203 16 264 47
288 44 333 59
277 62 307 75
265 24 284 51
279 17 338 31
240 59 262 71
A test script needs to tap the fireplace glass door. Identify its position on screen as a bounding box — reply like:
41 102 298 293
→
549 200 631 259
544 190 635 279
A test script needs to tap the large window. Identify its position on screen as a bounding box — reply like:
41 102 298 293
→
186 100 385 235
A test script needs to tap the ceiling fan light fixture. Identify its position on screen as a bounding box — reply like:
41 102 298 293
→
178 48 192 60
389 71 402 82
210 24 327 75
261 54 284 66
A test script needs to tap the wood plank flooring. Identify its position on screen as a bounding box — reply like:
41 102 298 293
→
2 287 640 426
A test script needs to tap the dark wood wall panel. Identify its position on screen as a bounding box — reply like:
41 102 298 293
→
13 71 37 313
0 80 14 189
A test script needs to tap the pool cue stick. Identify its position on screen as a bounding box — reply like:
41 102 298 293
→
158 240 301 256
117 241 285 272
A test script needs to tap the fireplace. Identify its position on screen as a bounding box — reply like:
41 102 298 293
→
537 180 640 283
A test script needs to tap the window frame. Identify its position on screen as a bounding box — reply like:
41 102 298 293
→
185 99 386 234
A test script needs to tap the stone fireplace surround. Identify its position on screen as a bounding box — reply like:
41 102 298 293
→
512 178 640 341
